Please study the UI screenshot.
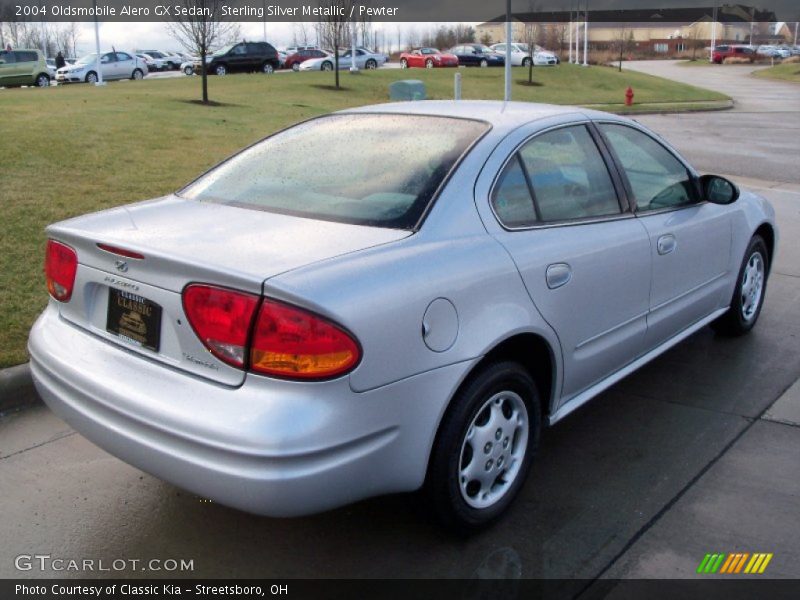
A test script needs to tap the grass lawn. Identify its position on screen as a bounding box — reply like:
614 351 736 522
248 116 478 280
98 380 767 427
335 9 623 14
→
0 64 727 367
752 63 800 83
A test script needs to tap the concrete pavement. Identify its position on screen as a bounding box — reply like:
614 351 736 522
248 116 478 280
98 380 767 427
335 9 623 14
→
624 60 800 184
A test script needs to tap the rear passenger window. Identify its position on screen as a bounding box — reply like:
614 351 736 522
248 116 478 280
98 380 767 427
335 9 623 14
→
17 51 38 63
519 126 620 222
0 51 16 63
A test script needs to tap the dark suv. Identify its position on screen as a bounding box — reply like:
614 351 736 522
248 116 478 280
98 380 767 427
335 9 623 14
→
197 42 280 76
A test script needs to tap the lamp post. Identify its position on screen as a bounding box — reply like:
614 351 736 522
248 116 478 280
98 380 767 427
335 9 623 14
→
350 18 358 72
93 0 104 85
583 0 589 66
504 0 511 101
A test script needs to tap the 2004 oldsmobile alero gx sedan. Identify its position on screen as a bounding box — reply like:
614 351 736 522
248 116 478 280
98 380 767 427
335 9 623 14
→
29 101 776 531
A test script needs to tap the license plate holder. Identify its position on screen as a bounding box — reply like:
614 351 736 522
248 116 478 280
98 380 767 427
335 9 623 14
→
106 288 162 352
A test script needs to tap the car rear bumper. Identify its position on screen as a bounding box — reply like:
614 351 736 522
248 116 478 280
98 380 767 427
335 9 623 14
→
28 304 468 516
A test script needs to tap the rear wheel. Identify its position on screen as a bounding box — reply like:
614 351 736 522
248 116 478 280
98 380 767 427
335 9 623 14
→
292 63 300 72
262 62 274 74
712 235 768 336
131 69 144 80
321 61 333 71
426 361 540 532
365 59 377 70
183 65 194 76
214 64 227 76
35 73 50 87
522 57 532 67
480 58 489 67
425 59 434 68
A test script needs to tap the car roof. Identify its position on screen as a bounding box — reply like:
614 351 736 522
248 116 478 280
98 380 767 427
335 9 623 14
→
342 100 621 135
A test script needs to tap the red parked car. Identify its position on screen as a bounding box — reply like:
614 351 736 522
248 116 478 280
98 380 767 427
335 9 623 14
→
285 48 329 71
399 47 458 69
711 44 755 64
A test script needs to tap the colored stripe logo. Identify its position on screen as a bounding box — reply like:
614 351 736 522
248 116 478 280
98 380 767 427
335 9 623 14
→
697 553 773 574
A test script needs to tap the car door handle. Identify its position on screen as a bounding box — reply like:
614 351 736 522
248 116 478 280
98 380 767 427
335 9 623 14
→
546 263 572 289
657 234 677 255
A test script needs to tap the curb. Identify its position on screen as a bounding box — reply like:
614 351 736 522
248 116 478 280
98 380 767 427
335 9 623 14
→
0 363 39 415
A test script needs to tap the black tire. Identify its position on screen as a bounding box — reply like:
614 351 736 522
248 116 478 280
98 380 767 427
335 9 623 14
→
131 69 144 80
85 71 98 84
321 61 333 71
522 57 532 67
214 64 227 76
291 63 300 72
400 58 408 69
425 59 434 68
480 58 489 67
35 73 50 87
712 235 769 336
183 65 194 76
365 59 377 70
426 361 541 532
262 61 274 74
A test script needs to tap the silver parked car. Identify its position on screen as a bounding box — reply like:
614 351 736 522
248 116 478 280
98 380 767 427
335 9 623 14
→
299 47 386 71
57 51 147 83
29 101 776 530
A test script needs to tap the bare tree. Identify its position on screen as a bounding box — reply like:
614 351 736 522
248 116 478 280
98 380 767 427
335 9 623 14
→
521 19 540 84
612 25 634 71
167 0 240 104
293 22 311 47
316 0 354 89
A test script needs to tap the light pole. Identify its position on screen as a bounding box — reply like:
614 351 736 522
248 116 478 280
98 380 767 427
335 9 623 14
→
583 0 589 66
504 0 511 101
709 1 717 63
568 4 573 63
262 0 267 41
93 0 104 85
350 18 358 72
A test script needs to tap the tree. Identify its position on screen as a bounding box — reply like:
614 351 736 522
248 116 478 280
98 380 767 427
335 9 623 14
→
316 0 354 89
480 32 493 45
167 0 240 104
522 20 539 84
612 25 634 71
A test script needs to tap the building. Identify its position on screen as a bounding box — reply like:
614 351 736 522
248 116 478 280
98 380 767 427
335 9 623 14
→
476 4 781 57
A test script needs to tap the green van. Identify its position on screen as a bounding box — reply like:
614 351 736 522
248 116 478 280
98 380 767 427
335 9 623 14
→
0 49 51 87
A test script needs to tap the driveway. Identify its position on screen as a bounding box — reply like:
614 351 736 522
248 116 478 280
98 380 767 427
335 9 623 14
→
623 60 800 184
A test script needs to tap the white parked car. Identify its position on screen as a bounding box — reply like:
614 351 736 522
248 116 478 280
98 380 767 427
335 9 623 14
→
180 57 199 75
490 43 559 66
299 47 386 71
56 51 148 84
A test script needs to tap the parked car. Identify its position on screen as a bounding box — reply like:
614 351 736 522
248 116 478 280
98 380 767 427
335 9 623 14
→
711 44 756 63
0 48 51 87
135 49 182 70
135 53 164 72
29 100 776 530
490 43 559 66
194 41 280 76
277 50 288 68
180 58 199 75
56 51 147 83
756 45 790 58
400 48 458 68
299 47 387 71
448 44 505 67
285 48 330 71
283 44 320 56
45 58 58 78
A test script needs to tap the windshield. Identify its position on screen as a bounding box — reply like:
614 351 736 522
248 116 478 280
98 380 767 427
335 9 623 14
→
76 53 97 64
180 114 489 229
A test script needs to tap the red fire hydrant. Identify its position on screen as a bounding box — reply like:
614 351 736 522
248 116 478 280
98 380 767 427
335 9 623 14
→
625 86 634 106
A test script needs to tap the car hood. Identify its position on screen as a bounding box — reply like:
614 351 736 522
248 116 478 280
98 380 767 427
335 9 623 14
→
47 194 412 294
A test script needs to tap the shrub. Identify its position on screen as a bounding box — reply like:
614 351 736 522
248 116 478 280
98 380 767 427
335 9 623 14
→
723 56 751 65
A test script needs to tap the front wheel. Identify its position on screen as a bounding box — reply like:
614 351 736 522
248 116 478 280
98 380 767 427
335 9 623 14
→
131 69 144 80
291 63 300 72
400 58 408 68
183 65 194 76
425 59 434 68
712 235 769 336
426 361 540 532
85 71 98 84
522 57 532 67
321 61 333 71
262 62 274 74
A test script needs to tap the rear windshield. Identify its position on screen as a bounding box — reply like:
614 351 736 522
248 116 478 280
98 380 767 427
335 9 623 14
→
180 114 489 229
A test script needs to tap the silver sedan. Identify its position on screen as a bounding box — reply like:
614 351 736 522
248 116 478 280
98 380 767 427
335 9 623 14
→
29 101 776 531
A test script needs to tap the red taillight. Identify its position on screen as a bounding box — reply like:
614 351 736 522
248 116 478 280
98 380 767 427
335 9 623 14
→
45 239 78 302
182 284 259 368
250 299 360 380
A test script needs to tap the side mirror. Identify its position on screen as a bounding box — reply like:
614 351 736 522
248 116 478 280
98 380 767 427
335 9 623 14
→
700 174 739 205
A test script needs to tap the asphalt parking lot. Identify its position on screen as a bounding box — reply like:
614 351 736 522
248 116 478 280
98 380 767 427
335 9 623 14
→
1 61 799 582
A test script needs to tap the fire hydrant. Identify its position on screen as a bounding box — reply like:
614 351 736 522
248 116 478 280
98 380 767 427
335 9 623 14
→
625 86 633 106
625 86 634 106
